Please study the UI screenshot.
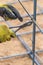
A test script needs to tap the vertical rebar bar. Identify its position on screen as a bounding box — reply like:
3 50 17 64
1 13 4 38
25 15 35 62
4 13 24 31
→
32 0 37 65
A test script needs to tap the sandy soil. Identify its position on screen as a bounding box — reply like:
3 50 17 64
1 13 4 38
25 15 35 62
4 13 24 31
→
0 0 43 65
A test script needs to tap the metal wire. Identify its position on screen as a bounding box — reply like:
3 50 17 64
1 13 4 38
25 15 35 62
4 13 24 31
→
32 0 37 65
0 51 31 61
18 0 43 33
17 36 40 65
9 21 32 29
2 18 41 65
0 0 42 65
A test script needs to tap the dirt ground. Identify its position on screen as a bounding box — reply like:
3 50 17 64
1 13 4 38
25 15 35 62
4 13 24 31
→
0 0 43 65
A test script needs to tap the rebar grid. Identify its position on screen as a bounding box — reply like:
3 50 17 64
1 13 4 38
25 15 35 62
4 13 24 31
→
0 0 43 65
